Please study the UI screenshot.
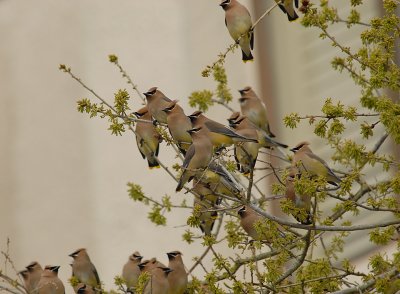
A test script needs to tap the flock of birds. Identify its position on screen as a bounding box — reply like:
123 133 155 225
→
15 1 343 293
18 249 187 294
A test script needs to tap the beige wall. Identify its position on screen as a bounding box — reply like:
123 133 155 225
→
0 0 393 292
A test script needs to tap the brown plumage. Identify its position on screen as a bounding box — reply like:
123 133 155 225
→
285 171 312 224
188 110 257 149
162 100 192 154
138 258 166 273
134 106 162 169
26 261 43 294
36 266 65 294
74 283 95 294
18 269 30 293
143 267 172 294
143 87 172 124
176 127 213 192
166 251 188 294
290 141 341 186
220 0 254 62
238 86 275 137
238 205 268 241
122 251 143 292
69 248 101 290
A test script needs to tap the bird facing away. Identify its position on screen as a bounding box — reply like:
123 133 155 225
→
26 261 43 294
69 248 101 290
176 127 214 192
290 141 341 186
74 283 95 294
143 267 172 294
122 251 143 292
18 269 30 293
285 171 312 224
192 186 219 236
143 87 172 124
162 100 192 154
138 258 166 273
238 86 275 137
166 251 188 294
188 110 258 149
134 106 162 169
277 0 299 21
36 265 65 294
220 0 254 62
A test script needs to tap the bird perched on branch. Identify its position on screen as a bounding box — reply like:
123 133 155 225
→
166 251 188 294
285 171 312 224
142 267 173 294
134 106 162 169
238 86 275 137
143 87 172 124
162 100 192 155
220 0 254 62
188 110 257 149
176 127 213 192
122 251 143 292
290 141 341 186
36 266 65 294
26 261 43 294
69 248 101 290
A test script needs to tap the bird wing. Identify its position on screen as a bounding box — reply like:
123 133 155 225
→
250 31 254 50
205 121 245 139
92 264 101 286
182 144 195 169
136 137 146 159
305 151 336 175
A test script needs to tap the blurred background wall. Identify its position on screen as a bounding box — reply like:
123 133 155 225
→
0 0 394 292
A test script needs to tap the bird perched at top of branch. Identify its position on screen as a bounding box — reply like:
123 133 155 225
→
162 100 192 155
26 261 43 294
238 86 275 137
285 170 312 224
176 127 213 192
276 0 299 22
36 265 65 294
220 0 254 62
290 141 341 186
166 251 188 294
122 251 143 292
69 248 101 290
188 110 258 149
134 106 162 169
143 87 172 124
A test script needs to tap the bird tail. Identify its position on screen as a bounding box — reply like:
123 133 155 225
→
147 157 160 169
242 50 254 63
287 11 299 22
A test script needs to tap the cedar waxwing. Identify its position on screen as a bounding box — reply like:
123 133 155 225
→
162 100 192 154
122 251 143 292
290 141 341 186
238 205 285 243
188 111 258 149
192 182 219 235
285 172 312 224
277 0 299 22
220 0 254 62
230 115 288 149
176 127 213 192
69 248 101 290
143 87 172 124
238 86 275 137
166 251 188 294
26 261 43 294
143 267 172 294
138 258 166 273
75 283 95 294
134 106 162 169
36 266 65 294
18 269 30 292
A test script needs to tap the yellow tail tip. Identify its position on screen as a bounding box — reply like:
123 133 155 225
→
149 165 161 170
